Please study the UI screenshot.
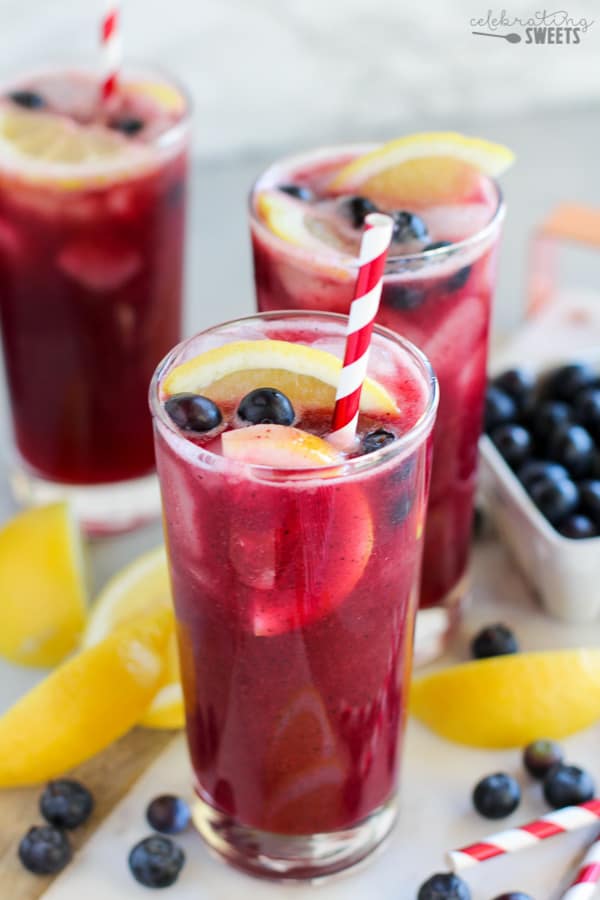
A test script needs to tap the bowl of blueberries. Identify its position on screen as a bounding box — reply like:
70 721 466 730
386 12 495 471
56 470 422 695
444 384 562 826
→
479 358 600 623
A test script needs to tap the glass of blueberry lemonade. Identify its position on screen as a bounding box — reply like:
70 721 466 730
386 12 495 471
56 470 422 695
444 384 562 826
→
249 135 511 661
150 310 438 879
0 63 190 532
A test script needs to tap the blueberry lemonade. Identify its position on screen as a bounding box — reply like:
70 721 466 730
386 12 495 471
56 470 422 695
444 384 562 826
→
151 311 438 879
0 65 190 531
250 133 512 661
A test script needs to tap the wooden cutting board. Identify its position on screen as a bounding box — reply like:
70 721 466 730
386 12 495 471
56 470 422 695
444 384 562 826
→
0 729 178 900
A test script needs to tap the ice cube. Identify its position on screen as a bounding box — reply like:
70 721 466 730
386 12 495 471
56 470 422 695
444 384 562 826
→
57 238 142 292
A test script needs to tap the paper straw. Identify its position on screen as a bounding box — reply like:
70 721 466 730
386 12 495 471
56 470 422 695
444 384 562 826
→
561 834 600 900
329 213 394 449
101 2 122 101
446 799 600 872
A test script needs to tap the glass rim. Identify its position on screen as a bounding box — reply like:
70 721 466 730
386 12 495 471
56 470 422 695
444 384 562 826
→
149 310 439 481
248 142 506 268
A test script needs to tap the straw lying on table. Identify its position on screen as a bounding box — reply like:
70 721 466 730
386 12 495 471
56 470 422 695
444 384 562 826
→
101 2 122 101
560 833 600 900
446 799 600 871
329 212 394 450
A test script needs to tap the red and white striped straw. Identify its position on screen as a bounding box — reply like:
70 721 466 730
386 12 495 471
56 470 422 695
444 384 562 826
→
100 2 122 101
329 212 394 449
560 834 600 900
446 799 600 872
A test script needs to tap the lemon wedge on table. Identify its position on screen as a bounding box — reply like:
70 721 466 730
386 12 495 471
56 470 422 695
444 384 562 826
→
83 547 184 730
162 339 398 415
0 608 172 787
0 503 87 667
411 649 600 748
328 132 514 207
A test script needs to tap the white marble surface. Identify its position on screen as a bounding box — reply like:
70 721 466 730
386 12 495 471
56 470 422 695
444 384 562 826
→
0 0 599 158
38 539 600 900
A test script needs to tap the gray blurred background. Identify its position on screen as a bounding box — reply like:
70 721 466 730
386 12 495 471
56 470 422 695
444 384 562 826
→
2 0 600 337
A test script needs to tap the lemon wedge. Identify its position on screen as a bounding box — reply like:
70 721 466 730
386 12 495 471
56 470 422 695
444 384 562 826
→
0 503 87 667
0 608 172 786
162 339 398 415
328 132 514 207
83 547 184 730
411 649 600 748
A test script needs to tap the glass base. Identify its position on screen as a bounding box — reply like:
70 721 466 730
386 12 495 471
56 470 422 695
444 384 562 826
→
413 571 469 666
10 465 161 536
191 795 397 882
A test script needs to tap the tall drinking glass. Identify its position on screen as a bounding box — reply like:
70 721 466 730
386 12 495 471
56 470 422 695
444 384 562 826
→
249 145 505 661
0 63 190 532
151 311 438 879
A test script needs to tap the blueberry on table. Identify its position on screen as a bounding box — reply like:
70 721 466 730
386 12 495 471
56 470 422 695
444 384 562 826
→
523 739 564 779
528 476 579 525
531 401 572 440
473 772 521 819
517 460 568 492
362 428 396 454
129 835 185 888
484 386 517 433
146 795 190 835
573 387 600 437
109 116 145 136
543 763 595 809
543 362 597 402
579 480 600 525
278 183 314 202
237 388 295 425
490 424 532 468
493 368 535 408
547 423 594 478
557 514 598 540
471 623 519 659
8 89 45 109
417 871 471 900
18 825 72 875
338 195 379 228
40 779 94 830
390 210 429 243
165 393 222 433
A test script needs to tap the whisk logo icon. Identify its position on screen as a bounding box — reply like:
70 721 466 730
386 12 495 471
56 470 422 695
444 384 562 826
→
470 9 594 44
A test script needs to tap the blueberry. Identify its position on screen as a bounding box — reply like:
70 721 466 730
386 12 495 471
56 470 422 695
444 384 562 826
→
362 428 396 454
493 368 536 408
473 772 521 819
579 480 600 525
529 476 579 524
8 89 45 109
531 401 572 440
543 363 597 402
517 460 568 492
558 514 598 540
490 424 532 468
573 387 600 437
523 739 564 779
383 283 427 310
129 836 185 888
146 795 190 835
18 825 72 875
40 779 94 830
278 183 314 202
471 623 518 659
390 210 429 244
446 264 472 291
165 393 222 433
109 117 144 136
339 195 379 228
484 386 517 433
237 388 294 425
547 423 594 478
417 872 471 900
543 764 595 809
